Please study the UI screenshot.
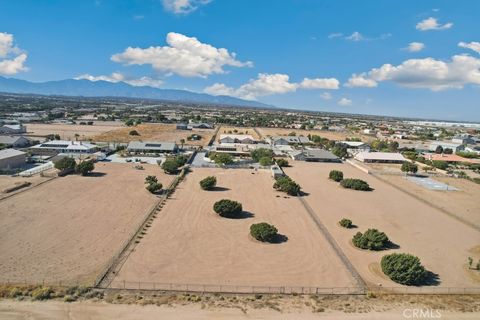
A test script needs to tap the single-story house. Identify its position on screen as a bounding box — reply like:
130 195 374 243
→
0 135 31 148
30 140 98 156
429 141 465 153
0 124 26 134
219 134 256 144
0 148 26 169
188 123 214 129
271 165 284 178
127 141 178 154
337 141 370 155
289 149 340 162
465 146 480 155
452 135 475 145
355 152 405 163
268 136 310 146
176 123 190 130
424 153 477 164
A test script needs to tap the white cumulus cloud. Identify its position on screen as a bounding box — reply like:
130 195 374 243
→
345 55 480 91
406 42 425 52
204 73 339 100
0 32 28 75
111 32 252 78
162 0 212 14
416 17 453 31
345 74 378 88
458 41 480 55
320 92 332 100
75 72 163 88
345 31 364 42
338 98 352 106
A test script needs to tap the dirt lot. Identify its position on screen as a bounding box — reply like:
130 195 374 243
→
92 123 214 146
0 174 53 200
0 163 174 285
284 161 480 288
217 126 261 140
112 168 355 288
25 122 123 140
256 127 364 142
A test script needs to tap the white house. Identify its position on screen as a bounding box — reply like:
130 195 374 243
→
0 148 26 169
355 152 405 163
429 141 465 153
268 136 310 146
219 134 256 144
0 124 26 134
30 140 98 156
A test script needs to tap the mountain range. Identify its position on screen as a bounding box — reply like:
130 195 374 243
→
0 76 270 108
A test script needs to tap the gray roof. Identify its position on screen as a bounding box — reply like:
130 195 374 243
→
272 136 310 144
302 149 338 160
127 141 177 152
0 148 26 160
0 135 27 145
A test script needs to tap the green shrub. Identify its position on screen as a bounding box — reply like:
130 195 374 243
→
259 156 273 166
213 153 234 165
329 170 344 182
213 199 243 218
381 253 427 285
174 155 188 166
432 160 448 170
64 295 77 302
251 148 274 162
352 229 389 250
250 223 278 242
339 218 353 228
54 157 76 171
31 287 54 300
76 160 94 176
273 176 301 196
145 175 158 184
276 158 289 167
401 162 418 174
146 182 163 193
331 144 347 158
129 130 139 136
200 176 217 190
340 178 371 191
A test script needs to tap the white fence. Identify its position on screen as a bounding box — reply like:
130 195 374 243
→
18 162 54 177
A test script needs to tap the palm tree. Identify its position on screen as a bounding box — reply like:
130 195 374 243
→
180 138 185 149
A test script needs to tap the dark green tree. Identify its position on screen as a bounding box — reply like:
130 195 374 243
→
381 253 427 285
76 160 94 176
213 199 243 218
200 176 217 190
329 170 344 182
250 223 278 242
352 229 389 250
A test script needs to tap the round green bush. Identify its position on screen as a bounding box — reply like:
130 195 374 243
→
213 199 243 218
381 253 427 285
250 223 278 242
339 218 353 228
259 156 273 166
200 176 217 190
329 170 344 182
352 228 389 250
401 162 418 174
273 176 301 196
76 160 95 176
162 159 179 174
54 157 76 171
146 182 162 194
340 178 371 191
276 158 289 167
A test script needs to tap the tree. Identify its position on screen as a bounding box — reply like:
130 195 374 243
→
331 144 348 158
329 170 344 182
162 159 179 174
381 253 427 285
339 218 353 228
276 158 289 167
213 199 243 218
146 182 162 194
259 156 273 166
444 148 453 154
340 178 371 191
352 229 389 250
213 153 234 165
125 119 135 126
388 141 399 152
251 148 274 162
76 160 94 176
54 157 76 171
468 257 473 269
250 223 278 242
145 175 158 184
435 145 443 154
401 162 418 175
180 138 185 149
174 155 188 167
432 160 448 170
200 176 217 190
273 176 301 196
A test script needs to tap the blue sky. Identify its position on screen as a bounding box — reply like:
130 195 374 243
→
0 0 479 121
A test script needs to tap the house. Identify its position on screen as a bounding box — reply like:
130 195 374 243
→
0 135 31 148
30 140 98 156
271 165 284 178
268 136 310 146
176 123 190 130
289 149 340 162
0 148 26 169
465 146 480 155
337 141 370 155
127 141 178 154
452 135 475 145
0 124 26 134
424 153 477 164
219 134 256 144
429 141 465 153
188 123 213 129
355 152 405 163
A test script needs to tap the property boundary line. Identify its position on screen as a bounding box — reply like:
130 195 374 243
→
0 176 57 202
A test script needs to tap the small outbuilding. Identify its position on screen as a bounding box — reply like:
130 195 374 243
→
0 148 26 170
355 152 405 163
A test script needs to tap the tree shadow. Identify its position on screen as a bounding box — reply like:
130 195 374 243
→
420 270 441 286
268 233 289 244
224 211 255 219
85 172 107 177
210 186 230 192
347 224 359 229
298 191 310 196
384 241 400 250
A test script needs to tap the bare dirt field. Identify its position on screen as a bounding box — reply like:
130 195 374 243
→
284 161 480 289
0 174 53 200
25 122 123 140
256 127 364 142
112 167 355 289
92 123 214 146
217 126 261 140
0 163 174 285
